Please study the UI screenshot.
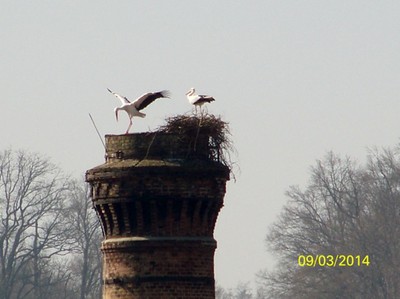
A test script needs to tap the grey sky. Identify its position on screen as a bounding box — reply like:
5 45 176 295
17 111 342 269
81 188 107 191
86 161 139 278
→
2 1 400 289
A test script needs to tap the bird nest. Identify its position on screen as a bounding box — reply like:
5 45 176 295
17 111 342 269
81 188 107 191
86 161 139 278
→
157 113 235 169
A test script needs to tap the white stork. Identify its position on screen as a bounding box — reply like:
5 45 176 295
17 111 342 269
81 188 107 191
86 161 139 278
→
185 88 215 113
107 88 170 134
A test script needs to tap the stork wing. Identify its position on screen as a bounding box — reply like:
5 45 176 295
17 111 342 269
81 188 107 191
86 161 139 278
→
107 88 131 104
194 95 215 104
134 90 171 111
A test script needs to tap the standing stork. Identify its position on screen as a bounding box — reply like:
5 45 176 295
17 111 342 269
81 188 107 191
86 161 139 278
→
185 87 215 113
107 88 170 134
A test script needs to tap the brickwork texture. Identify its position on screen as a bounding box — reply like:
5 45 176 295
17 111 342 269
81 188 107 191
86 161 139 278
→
86 132 229 299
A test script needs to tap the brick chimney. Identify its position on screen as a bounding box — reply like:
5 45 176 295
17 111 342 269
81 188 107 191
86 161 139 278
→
86 128 230 298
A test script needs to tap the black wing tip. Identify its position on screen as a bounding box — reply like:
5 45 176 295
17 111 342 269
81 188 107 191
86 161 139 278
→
160 90 171 98
200 95 216 102
194 97 215 105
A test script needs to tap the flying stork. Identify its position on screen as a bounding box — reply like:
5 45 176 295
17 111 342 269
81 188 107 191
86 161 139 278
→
107 88 170 134
185 88 215 113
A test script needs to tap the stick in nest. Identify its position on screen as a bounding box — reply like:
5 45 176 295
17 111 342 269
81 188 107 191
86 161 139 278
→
157 113 234 168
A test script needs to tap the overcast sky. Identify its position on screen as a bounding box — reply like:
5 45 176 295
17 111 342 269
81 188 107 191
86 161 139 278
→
2 1 400 290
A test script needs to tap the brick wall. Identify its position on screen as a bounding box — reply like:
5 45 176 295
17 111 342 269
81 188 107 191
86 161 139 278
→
86 133 229 299
102 238 216 299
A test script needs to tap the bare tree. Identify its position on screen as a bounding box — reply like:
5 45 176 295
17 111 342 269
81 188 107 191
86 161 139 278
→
0 149 74 299
66 180 102 299
216 282 259 299
216 285 233 299
260 150 400 298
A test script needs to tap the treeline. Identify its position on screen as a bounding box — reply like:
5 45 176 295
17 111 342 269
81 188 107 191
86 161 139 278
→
0 149 101 299
260 148 400 298
218 146 400 299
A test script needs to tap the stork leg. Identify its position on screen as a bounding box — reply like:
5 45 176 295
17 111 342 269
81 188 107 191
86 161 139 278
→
199 105 204 116
125 119 132 134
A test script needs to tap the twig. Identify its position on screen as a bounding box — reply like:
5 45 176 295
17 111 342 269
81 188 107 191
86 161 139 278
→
88 113 106 150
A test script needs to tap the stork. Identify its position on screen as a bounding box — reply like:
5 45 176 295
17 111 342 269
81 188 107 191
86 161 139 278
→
107 88 170 134
185 88 215 113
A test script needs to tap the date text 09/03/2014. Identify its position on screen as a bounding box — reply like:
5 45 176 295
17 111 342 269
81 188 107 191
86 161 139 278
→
298 255 370 267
